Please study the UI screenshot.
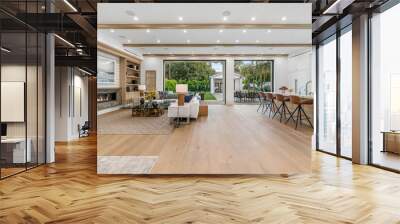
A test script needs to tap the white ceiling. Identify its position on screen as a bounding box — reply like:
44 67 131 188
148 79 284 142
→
127 46 310 56
98 29 310 45
98 3 311 24
97 3 311 56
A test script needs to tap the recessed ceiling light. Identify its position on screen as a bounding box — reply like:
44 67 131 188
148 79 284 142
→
219 29 223 33
110 29 114 33
157 40 161 43
183 29 187 33
146 29 150 33
256 40 260 43
222 10 231 16
242 29 247 33
41 5 46 10
126 10 136 16
178 16 183 21
251 17 256 21
127 40 131 43
186 40 191 43
133 16 139 21
223 16 228 21
216 40 220 43
267 29 271 33
235 40 239 43
281 16 287 21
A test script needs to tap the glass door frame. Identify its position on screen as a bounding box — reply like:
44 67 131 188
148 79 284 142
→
367 0 400 173
162 59 227 104
0 4 48 180
316 24 353 161
233 59 275 94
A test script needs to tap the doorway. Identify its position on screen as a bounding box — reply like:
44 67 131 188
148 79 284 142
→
145 70 157 92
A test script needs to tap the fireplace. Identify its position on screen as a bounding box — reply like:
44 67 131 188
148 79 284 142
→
97 92 117 103
97 88 121 111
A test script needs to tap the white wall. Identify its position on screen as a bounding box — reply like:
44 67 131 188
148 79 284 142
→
287 49 313 95
140 55 289 105
55 67 89 141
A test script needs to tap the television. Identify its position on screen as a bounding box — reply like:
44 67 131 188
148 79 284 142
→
1 123 7 137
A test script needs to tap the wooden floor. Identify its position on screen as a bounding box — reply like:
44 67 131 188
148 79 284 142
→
1 136 400 223
98 105 313 174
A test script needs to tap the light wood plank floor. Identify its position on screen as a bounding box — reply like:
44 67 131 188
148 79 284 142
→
1 136 400 223
98 105 313 174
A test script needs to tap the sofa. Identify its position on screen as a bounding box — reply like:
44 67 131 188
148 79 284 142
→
167 96 200 122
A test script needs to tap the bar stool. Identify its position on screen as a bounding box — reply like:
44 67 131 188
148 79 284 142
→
257 92 266 112
286 95 314 129
265 93 277 117
272 94 291 122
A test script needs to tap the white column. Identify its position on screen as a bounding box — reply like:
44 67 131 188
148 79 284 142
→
225 58 235 105
46 33 55 163
352 14 369 164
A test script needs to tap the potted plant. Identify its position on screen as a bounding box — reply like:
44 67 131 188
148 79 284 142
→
200 92 205 101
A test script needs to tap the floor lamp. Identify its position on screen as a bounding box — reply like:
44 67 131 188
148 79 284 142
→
175 84 188 127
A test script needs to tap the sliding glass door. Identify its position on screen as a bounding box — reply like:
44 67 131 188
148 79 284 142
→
0 3 46 179
370 3 400 171
164 60 226 104
317 36 337 154
339 27 352 158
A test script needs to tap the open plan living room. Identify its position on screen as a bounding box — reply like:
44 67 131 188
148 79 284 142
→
2 1 400 223
96 3 314 174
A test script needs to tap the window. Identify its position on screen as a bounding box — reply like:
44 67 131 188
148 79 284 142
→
164 60 225 104
317 36 337 154
370 3 400 171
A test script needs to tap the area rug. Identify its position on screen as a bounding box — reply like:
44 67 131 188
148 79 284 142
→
97 109 174 135
97 156 158 174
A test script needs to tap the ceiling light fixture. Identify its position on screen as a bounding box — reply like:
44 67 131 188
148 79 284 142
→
110 29 115 33
223 16 228 21
54 34 75 48
78 67 92 76
267 29 271 33
251 17 256 21
256 40 260 43
63 0 78 12
219 29 223 33
323 0 345 14
1 47 11 53
183 29 187 33
242 29 247 33
127 40 131 43
216 40 220 43
178 16 183 21
186 40 191 43
133 16 139 21
281 16 287 21
235 40 239 43
146 29 150 33
157 40 161 43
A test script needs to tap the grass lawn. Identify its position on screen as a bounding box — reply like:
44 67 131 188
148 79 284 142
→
204 92 217 100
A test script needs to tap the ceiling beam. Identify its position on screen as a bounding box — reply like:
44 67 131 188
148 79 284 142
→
123 44 311 47
98 42 142 63
98 23 311 30
143 54 288 57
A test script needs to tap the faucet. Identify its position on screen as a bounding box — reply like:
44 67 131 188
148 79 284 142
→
305 81 312 96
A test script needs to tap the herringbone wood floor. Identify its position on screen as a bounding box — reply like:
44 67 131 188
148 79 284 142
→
1 136 400 223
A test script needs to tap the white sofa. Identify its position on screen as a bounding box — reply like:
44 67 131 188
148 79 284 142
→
168 96 200 121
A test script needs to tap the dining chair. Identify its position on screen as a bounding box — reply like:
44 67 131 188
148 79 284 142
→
285 95 314 129
272 93 291 122
265 93 277 117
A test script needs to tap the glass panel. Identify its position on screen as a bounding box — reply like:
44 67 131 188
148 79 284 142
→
1 31 28 177
164 61 225 104
27 31 38 169
317 37 337 154
38 32 46 165
340 29 352 158
233 60 273 104
371 3 400 171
